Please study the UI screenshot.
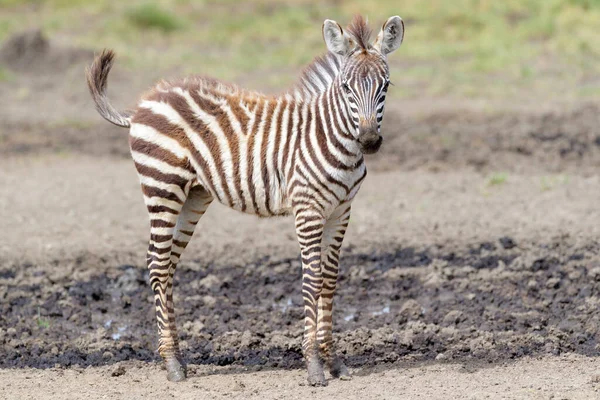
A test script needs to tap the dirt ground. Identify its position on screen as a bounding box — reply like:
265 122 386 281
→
2 32 600 399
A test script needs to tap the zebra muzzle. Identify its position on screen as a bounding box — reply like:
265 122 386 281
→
358 122 382 154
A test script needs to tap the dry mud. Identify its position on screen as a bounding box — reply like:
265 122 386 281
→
2 236 600 372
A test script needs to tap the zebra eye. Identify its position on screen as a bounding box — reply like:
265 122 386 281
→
342 82 351 93
383 80 390 90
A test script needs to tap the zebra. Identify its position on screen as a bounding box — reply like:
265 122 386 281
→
86 14 404 386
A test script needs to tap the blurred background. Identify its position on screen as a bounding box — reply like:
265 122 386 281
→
1 0 599 97
1 0 598 160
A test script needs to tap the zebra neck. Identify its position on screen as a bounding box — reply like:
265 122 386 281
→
292 52 343 99
312 85 362 164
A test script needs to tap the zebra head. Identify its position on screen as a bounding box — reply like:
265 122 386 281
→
323 15 404 154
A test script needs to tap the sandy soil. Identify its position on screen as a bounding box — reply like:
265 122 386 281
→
1 355 599 400
2 31 600 399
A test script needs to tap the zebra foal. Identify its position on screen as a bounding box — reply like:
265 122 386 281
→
86 15 404 386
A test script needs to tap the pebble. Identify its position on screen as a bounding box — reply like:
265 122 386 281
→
111 365 126 377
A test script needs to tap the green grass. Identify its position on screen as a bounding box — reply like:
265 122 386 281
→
126 3 185 33
0 66 12 82
36 307 50 329
488 172 508 186
540 174 569 191
0 0 599 98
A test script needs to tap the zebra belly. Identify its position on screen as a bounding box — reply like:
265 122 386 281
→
196 168 292 218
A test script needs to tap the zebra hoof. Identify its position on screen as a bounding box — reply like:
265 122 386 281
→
307 359 327 386
165 358 187 382
307 373 327 387
330 358 351 380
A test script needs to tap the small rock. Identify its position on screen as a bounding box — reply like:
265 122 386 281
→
183 320 205 336
121 295 132 308
232 381 245 392
546 277 560 289
398 330 414 347
568 270 582 281
202 295 217 307
435 353 447 361
111 365 126 377
589 267 600 281
102 351 114 360
199 274 220 290
270 333 291 348
442 310 464 326
399 299 422 321
6 328 16 336
240 330 258 349
499 236 517 250
50 346 59 356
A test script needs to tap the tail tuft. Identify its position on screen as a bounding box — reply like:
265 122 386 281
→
86 49 131 128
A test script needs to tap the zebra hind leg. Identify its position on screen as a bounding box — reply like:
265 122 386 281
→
144 183 212 382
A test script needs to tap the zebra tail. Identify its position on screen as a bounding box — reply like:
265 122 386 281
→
86 49 131 128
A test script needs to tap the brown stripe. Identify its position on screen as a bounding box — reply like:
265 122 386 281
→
150 234 172 243
143 93 217 200
190 90 245 210
282 100 297 183
303 112 350 195
151 219 176 228
286 104 304 184
271 99 287 206
247 100 265 214
260 101 276 215
332 87 355 139
135 162 188 188
131 107 191 150
172 239 188 248
142 185 183 204
296 143 340 201
148 244 171 255
147 205 180 214
322 93 358 158
130 136 194 173
228 96 250 135
177 90 233 206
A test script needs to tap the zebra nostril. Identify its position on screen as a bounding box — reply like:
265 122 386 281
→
358 119 378 139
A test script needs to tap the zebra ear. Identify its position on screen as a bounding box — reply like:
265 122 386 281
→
374 16 404 55
322 19 351 56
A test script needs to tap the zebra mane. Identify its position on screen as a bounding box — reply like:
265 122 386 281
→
346 15 372 52
292 51 342 99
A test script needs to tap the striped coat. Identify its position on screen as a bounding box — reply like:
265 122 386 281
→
87 14 404 387
129 71 367 219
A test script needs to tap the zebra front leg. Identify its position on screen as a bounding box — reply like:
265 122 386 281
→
295 209 326 386
318 204 351 380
